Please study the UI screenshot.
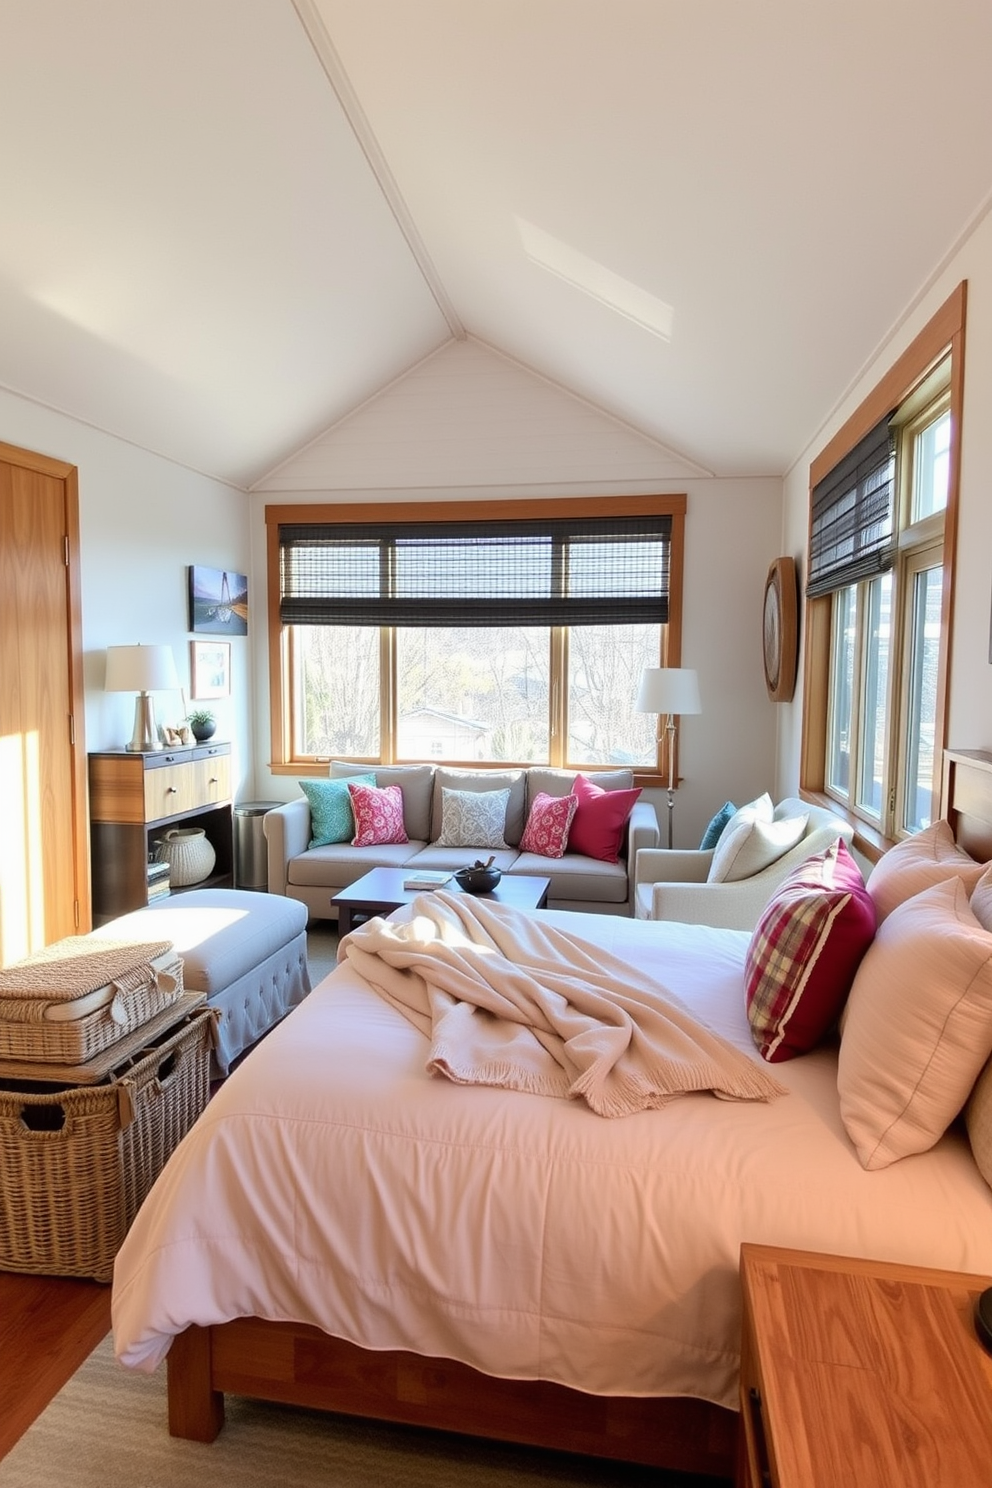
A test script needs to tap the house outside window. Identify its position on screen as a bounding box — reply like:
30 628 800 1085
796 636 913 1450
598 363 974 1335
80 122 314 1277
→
267 495 686 780
801 285 965 853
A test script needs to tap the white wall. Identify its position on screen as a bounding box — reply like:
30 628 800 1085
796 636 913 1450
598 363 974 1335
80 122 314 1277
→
0 388 254 799
251 341 784 848
777 206 992 794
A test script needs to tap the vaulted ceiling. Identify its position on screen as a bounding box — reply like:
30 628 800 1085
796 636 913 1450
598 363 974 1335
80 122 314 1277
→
2 0 991 489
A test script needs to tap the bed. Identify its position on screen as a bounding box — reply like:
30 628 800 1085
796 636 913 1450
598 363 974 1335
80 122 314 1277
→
111 749 992 1480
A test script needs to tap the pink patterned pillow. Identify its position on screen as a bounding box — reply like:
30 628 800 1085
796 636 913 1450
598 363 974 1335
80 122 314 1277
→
520 792 578 858
348 782 408 847
744 839 876 1062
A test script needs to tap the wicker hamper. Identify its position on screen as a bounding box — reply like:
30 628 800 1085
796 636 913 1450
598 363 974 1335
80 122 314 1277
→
0 936 184 1066
0 1000 213 1282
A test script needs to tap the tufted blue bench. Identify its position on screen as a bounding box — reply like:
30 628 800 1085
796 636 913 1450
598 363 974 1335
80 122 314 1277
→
89 888 310 1075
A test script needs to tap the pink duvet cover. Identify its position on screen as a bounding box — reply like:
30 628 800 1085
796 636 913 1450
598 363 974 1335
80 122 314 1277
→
112 909 992 1409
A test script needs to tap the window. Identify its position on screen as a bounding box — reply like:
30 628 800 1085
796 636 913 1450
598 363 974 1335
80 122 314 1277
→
801 284 965 850
267 496 685 777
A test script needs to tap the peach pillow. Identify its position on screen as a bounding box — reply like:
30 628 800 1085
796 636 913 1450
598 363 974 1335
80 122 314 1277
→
837 877 992 1169
866 819 985 924
970 862 992 932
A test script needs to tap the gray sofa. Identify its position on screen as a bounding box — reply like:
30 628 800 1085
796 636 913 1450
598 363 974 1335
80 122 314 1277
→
264 763 659 921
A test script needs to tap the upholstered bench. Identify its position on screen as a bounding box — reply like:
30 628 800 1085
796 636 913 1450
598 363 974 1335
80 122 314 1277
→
89 888 310 1074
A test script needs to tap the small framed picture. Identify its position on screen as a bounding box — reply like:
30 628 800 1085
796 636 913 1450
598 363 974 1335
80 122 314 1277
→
190 639 231 699
188 565 248 635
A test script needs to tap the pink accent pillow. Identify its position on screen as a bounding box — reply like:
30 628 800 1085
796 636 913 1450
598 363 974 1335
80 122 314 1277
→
567 775 641 863
867 818 985 924
348 782 408 847
744 840 876 1062
838 877 992 1169
520 792 578 858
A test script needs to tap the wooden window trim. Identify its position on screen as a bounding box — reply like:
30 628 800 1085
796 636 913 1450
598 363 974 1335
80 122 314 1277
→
799 283 966 863
266 494 686 784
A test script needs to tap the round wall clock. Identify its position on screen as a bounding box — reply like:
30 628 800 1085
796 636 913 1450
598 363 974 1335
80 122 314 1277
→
762 556 798 702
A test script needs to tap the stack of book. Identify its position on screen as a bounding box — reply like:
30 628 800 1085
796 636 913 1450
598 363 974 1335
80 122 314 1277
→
402 870 453 890
146 858 171 902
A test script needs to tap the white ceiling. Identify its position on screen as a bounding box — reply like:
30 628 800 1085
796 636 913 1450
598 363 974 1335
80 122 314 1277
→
2 0 991 488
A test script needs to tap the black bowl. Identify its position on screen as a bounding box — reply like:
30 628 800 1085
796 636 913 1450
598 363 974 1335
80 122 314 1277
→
454 866 502 894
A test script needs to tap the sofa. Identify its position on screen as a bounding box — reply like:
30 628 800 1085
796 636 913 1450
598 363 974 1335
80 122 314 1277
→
264 763 660 922
633 795 854 930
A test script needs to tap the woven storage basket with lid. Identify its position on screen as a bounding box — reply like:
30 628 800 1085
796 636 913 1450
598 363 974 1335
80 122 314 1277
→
155 826 216 886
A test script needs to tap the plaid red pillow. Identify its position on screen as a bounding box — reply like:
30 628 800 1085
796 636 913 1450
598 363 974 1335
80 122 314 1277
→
745 839 876 1062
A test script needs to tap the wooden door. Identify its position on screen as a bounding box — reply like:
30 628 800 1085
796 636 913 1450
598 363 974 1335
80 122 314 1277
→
0 441 89 963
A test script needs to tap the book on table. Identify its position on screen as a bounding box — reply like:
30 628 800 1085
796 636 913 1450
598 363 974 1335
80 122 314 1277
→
403 870 454 889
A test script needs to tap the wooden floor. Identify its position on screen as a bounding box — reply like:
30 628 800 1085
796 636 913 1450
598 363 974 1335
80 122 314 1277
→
0 1270 110 1459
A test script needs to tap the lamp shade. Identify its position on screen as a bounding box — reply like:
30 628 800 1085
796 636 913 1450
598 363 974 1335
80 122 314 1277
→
635 667 701 716
105 644 180 693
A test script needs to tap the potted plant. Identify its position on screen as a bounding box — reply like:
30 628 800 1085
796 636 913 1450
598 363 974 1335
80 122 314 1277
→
187 707 217 742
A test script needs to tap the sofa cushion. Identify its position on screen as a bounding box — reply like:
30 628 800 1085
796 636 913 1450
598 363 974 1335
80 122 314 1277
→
519 791 578 857
700 801 736 850
568 774 642 863
289 840 425 890
348 782 409 847
525 767 635 810
708 796 808 883
300 774 375 847
330 762 435 842
509 851 628 903
431 768 526 846
434 787 511 849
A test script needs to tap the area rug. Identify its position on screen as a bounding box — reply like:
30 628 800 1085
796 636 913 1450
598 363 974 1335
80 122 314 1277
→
1 1338 729 1488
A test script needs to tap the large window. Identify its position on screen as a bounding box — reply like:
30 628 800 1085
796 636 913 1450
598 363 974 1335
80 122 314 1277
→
802 285 965 851
267 496 685 777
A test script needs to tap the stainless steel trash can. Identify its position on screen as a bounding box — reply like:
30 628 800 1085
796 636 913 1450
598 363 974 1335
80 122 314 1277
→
233 801 280 891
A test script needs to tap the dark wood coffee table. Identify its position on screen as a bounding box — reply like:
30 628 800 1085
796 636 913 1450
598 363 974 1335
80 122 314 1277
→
332 867 551 937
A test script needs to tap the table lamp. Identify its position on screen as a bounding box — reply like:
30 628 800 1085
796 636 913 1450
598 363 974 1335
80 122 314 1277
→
635 666 702 848
105 644 180 752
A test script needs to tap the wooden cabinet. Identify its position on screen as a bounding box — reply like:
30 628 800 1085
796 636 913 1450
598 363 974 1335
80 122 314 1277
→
738 1243 992 1488
88 745 233 924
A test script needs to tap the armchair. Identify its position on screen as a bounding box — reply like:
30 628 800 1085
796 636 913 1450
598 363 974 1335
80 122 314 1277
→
633 796 854 930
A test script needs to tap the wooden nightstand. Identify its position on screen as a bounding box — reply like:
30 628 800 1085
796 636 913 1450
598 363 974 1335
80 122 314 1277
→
738 1244 992 1488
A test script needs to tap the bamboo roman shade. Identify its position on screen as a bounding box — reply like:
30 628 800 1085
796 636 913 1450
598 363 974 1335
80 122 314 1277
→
806 415 897 599
278 514 672 628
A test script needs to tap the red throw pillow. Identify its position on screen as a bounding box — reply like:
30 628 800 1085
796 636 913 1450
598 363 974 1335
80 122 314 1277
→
567 774 641 863
348 782 408 847
744 839 876 1062
519 792 579 858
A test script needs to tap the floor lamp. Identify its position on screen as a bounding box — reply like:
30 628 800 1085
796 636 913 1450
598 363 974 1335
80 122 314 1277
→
635 667 702 849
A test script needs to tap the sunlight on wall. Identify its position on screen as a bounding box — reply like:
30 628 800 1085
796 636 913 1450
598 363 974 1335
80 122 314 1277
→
0 729 43 965
516 217 674 341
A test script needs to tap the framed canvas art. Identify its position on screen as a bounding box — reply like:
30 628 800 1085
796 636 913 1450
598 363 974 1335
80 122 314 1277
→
188 565 248 635
190 639 231 699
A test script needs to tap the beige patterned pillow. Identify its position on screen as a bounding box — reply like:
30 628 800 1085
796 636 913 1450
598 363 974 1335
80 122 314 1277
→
434 788 510 849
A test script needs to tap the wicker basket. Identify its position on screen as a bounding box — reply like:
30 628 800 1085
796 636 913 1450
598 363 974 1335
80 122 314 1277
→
0 939 184 1066
0 1005 214 1281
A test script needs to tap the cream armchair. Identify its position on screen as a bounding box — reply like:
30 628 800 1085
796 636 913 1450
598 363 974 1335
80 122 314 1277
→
633 796 854 931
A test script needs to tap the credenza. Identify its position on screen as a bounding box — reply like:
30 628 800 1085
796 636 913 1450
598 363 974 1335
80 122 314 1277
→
88 744 233 924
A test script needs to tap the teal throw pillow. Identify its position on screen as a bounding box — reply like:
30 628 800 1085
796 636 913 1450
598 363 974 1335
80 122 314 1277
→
700 800 736 850
300 775 375 848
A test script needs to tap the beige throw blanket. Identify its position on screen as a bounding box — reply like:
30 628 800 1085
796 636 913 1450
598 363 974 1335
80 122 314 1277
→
340 892 785 1117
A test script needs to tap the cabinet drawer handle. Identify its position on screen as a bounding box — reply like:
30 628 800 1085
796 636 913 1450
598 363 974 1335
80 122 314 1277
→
209 776 218 784
166 786 177 794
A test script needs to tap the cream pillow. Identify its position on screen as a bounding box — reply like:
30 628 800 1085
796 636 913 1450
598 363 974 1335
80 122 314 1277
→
708 793 807 883
866 818 985 925
965 1055 992 1189
970 862 992 933
838 877 992 1170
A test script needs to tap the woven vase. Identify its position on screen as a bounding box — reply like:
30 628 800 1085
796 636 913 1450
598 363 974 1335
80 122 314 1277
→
156 827 216 887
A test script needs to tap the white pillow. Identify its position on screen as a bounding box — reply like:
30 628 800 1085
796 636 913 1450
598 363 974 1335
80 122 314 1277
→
970 861 992 933
708 794 807 883
838 877 992 1170
434 787 511 849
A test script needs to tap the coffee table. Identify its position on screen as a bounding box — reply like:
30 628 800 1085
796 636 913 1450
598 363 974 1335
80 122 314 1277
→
332 866 551 937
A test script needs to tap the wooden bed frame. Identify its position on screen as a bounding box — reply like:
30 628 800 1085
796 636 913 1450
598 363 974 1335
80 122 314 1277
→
163 748 992 1479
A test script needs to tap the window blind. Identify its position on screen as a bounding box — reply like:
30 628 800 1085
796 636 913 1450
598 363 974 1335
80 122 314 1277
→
806 415 896 598
278 514 672 628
